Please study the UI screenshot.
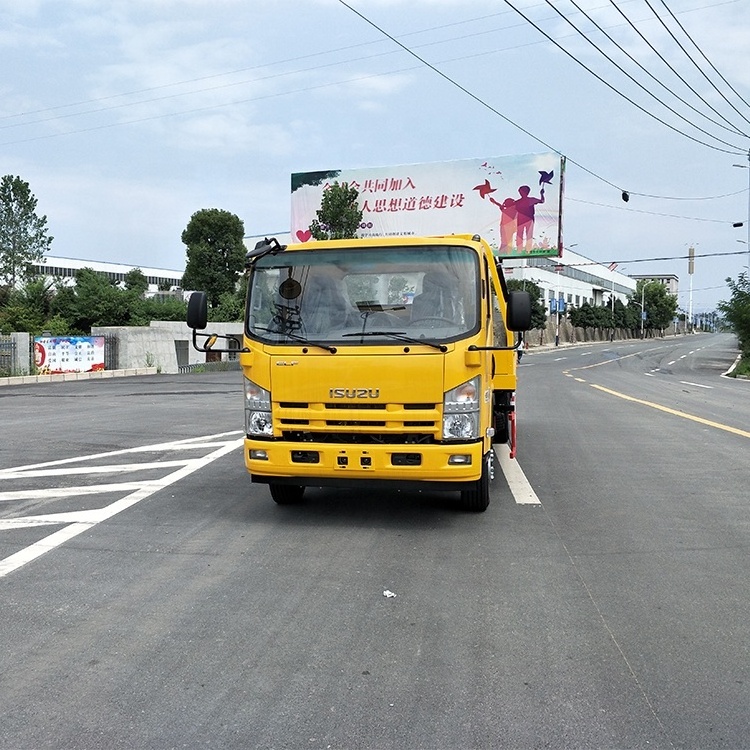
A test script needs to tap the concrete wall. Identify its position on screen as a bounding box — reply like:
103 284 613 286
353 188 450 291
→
12 332 31 374
92 322 243 373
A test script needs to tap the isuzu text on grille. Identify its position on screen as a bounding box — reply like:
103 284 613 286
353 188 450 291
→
329 388 380 399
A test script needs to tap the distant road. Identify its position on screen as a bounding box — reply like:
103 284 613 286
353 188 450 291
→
2 334 749 749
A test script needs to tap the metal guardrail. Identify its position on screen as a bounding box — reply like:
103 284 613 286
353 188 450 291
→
178 361 242 374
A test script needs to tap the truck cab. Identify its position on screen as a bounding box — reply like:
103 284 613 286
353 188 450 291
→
188 234 531 511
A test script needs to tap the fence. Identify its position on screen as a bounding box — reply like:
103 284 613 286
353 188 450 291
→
103 335 119 371
178 360 242 374
0 335 18 376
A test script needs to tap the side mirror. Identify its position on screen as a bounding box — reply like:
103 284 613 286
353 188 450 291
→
187 291 208 330
506 291 532 331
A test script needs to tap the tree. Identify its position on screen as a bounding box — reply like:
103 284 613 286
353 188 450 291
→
124 268 149 296
718 271 750 356
181 209 245 307
0 175 54 287
0 278 56 335
629 280 678 334
58 268 132 332
309 182 362 240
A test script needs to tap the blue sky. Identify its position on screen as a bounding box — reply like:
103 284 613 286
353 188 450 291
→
2 0 749 313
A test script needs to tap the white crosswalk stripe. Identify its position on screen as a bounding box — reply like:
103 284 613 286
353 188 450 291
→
0 431 243 578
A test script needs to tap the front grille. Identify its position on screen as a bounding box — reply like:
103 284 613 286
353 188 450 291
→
277 401 439 444
325 403 386 411
281 430 436 445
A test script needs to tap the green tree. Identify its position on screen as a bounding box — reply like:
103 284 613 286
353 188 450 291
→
181 209 245 307
124 268 149 296
0 278 54 334
718 271 750 357
58 268 131 332
0 175 53 287
309 182 362 240
630 280 678 334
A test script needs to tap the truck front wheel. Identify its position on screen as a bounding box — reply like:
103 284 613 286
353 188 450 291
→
459 452 491 512
269 483 305 505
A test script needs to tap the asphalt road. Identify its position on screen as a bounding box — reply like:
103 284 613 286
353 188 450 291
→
1 332 748 749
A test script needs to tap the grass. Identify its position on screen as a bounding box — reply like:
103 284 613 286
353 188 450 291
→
732 354 750 378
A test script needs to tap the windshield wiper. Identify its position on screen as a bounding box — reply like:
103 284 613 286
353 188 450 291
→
254 326 337 353
341 330 447 352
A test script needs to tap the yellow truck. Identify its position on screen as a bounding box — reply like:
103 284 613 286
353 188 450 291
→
187 234 531 511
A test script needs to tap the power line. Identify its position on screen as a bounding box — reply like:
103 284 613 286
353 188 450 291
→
565 0 747 137
643 0 750 126
501 0 746 154
562 249 748 266
566 196 739 223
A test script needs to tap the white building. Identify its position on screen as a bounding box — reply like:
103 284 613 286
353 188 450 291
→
502 249 637 313
629 273 680 296
35 255 184 294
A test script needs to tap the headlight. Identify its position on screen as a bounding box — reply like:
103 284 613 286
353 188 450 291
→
443 377 480 440
244 377 273 437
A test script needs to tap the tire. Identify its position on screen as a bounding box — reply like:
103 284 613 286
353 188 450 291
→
459 452 491 512
269 483 305 505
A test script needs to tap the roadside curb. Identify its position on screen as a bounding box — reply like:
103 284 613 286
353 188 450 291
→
0 367 159 387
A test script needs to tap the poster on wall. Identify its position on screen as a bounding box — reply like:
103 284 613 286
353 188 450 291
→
34 336 106 375
291 153 564 258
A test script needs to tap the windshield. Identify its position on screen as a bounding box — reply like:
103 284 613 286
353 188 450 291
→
247 244 479 346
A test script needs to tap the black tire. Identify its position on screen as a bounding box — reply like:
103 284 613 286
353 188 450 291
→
269 483 305 505
459 452 491 512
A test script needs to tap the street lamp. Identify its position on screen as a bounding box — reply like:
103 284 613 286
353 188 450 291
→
610 265 626 342
638 280 658 339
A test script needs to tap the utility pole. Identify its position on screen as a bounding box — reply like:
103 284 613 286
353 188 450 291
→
688 246 695 334
555 265 561 347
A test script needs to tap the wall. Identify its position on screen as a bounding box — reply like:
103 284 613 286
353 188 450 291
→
92 322 243 373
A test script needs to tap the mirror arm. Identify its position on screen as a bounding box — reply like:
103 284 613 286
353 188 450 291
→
190 329 248 354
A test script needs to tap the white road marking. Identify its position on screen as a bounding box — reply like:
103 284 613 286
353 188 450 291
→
495 449 542 505
0 432 244 579
667 360 676 366
0 460 191 480
679 381 713 389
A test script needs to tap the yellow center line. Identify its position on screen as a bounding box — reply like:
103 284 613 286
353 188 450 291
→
590 384 750 439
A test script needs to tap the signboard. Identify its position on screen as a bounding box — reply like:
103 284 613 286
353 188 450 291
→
34 336 105 375
291 153 564 258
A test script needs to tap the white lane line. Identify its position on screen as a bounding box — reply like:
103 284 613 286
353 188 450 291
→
0 432 242 475
0 482 157 502
679 381 713 389
0 464 194 482
0 461 190 480
667 360 676 366
0 434 244 579
495 449 542 505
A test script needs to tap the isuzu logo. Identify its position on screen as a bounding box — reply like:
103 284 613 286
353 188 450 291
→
329 388 380 399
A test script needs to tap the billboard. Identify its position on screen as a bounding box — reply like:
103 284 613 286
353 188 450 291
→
291 153 564 258
34 336 105 375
